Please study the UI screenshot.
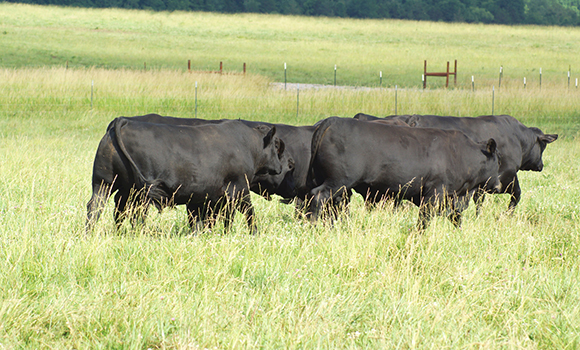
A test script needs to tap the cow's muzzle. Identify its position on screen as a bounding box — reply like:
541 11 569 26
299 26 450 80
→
255 167 281 176
268 168 282 176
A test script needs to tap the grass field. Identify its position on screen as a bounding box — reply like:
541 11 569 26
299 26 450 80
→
2 2 580 88
1 4 580 349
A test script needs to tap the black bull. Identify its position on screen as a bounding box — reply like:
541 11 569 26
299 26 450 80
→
354 113 558 211
86 117 285 233
121 114 316 203
308 117 502 229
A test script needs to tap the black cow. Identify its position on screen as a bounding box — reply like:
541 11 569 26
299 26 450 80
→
123 114 316 206
355 113 558 211
86 117 285 234
239 120 316 207
353 113 382 121
308 117 502 229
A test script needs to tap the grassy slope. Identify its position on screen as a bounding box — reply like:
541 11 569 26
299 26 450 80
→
0 4 579 349
2 3 580 87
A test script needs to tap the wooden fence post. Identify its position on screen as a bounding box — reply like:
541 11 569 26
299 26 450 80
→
423 60 427 89
424 59 457 88
454 59 457 85
446 61 450 88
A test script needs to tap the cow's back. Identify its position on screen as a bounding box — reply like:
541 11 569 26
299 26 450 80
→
308 117 500 225
115 119 262 203
311 117 483 199
406 115 524 173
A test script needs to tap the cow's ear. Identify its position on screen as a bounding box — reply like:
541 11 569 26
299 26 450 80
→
486 138 497 155
262 126 277 147
254 124 270 134
539 134 558 144
278 138 285 156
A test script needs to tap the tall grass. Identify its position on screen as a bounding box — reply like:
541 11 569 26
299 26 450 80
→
2 67 579 136
0 66 579 348
1 7 579 347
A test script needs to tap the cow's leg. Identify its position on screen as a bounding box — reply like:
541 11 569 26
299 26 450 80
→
222 183 256 234
239 194 257 234
448 193 471 228
186 204 205 234
507 175 521 212
130 200 149 229
86 182 113 233
472 188 486 215
220 197 236 234
364 198 378 211
362 189 379 211
417 204 432 231
416 194 440 231
446 203 461 228
308 184 331 222
293 197 307 217
449 211 461 227
186 205 198 232
114 190 130 229
311 185 350 224
281 196 309 218
128 190 150 229
392 198 403 209
113 189 148 229
448 189 477 227
332 187 352 219
353 186 378 211
194 197 224 233
217 187 234 233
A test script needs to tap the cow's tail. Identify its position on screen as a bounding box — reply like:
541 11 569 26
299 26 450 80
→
306 116 336 189
111 117 147 187
111 117 168 202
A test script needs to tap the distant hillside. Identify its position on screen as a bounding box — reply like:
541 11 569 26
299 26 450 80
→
5 0 580 26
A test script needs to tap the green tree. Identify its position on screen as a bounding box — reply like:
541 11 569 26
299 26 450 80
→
525 0 579 24
347 0 378 18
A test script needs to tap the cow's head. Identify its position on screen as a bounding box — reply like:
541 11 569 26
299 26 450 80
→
252 152 296 200
253 125 285 178
480 138 502 193
353 113 378 121
403 114 421 127
521 127 558 172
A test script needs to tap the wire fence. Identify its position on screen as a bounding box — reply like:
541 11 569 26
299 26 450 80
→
1 64 579 122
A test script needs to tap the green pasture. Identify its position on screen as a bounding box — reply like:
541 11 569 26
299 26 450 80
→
1 4 580 348
2 2 580 88
1 66 579 348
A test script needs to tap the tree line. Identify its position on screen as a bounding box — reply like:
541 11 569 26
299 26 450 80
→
8 0 580 26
